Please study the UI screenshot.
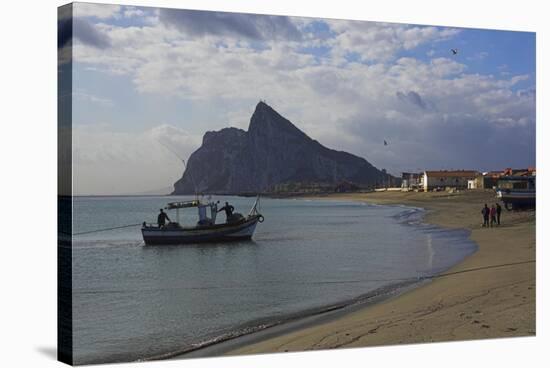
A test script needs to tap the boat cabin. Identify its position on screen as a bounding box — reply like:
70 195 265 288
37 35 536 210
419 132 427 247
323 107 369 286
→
165 200 219 226
497 176 536 191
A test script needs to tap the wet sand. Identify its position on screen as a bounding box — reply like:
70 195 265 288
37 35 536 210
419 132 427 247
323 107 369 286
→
227 190 535 355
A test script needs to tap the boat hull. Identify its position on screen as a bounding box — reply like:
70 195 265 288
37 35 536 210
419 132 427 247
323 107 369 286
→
142 215 261 245
497 190 536 210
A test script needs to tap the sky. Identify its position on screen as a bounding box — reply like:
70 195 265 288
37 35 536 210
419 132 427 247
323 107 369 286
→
59 3 536 195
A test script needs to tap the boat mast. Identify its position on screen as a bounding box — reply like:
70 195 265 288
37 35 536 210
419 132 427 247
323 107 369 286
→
157 140 199 198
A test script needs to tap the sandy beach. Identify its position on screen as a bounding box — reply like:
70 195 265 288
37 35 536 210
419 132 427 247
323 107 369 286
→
228 189 536 355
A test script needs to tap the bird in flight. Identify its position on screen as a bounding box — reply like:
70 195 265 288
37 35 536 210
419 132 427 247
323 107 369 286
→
384 140 388 146
451 48 458 55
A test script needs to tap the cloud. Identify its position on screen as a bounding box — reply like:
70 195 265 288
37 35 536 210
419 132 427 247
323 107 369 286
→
123 6 145 18
73 90 113 107
396 91 427 110
159 8 302 41
69 7 535 186
58 17 111 50
150 124 201 161
58 3 121 50
429 57 466 76
467 51 489 61
73 18 111 48
345 108 535 173
517 88 535 99
325 21 460 63
509 74 529 85
73 124 200 195
73 3 121 19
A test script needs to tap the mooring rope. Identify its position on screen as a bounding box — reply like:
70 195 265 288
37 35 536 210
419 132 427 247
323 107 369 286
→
64 223 143 236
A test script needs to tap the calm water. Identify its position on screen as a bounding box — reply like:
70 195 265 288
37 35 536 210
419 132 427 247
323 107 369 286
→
71 196 477 364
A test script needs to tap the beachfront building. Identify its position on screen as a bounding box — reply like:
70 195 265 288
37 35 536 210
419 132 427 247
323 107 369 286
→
474 167 536 189
401 172 422 191
502 167 536 177
475 171 502 189
423 170 479 191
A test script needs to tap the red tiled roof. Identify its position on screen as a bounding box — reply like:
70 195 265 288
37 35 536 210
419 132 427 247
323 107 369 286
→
503 167 536 176
425 170 479 178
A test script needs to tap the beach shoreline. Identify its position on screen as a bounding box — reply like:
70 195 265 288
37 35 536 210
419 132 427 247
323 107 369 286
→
218 189 535 356
169 189 535 360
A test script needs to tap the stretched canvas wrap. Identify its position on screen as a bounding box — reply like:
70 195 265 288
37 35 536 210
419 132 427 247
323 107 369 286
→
58 2 536 365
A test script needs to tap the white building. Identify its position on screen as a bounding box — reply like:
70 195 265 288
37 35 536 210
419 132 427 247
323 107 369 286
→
401 172 422 191
423 170 479 191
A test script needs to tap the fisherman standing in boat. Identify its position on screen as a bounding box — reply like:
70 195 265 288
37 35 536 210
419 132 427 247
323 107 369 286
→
218 201 235 222
157 208 171 228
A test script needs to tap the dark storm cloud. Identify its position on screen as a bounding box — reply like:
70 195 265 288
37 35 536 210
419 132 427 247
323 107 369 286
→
74 18 111 48
517 88 536 99
58 17 110 49
159 8 302 41
346 112 535 173
396 91 427 110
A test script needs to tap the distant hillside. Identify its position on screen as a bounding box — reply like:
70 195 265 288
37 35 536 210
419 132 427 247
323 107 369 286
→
173 102 393 194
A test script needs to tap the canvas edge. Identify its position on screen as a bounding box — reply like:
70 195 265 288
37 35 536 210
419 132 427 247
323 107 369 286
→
58 2 74 366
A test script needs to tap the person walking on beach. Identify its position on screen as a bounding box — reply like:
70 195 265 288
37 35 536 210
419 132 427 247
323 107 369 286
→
157 208 171 228
496 203 502 225
481 204 490 227
490 205 497 227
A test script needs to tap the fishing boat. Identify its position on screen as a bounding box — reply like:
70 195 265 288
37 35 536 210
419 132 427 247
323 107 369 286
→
141 196 264 245
496 176 536 210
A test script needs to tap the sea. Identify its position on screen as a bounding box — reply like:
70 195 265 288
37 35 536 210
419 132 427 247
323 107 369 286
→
71 195 477 364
